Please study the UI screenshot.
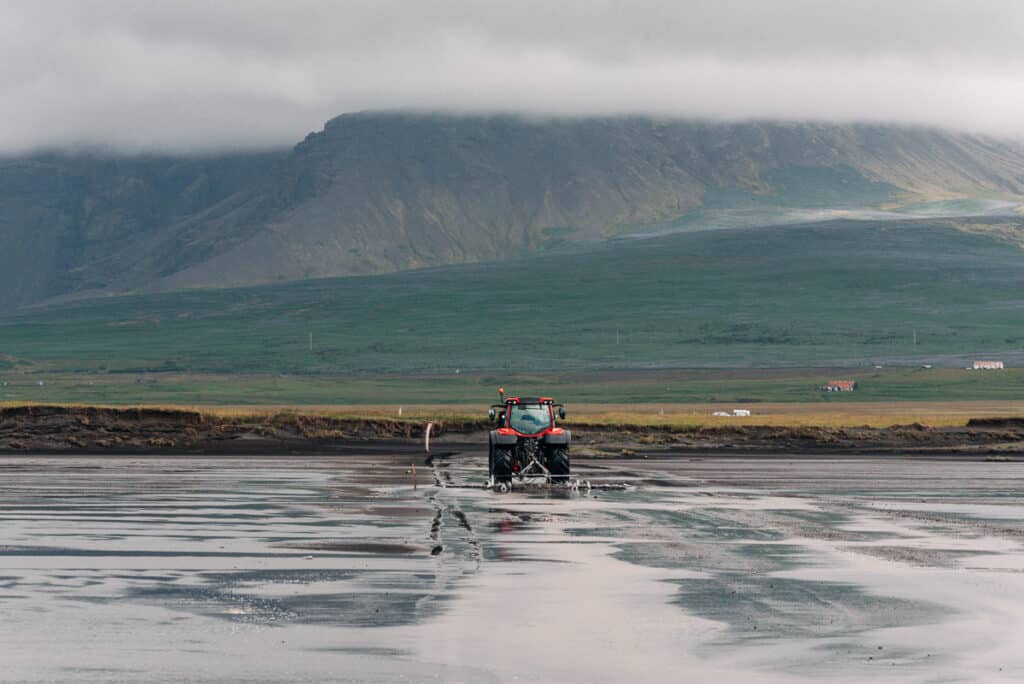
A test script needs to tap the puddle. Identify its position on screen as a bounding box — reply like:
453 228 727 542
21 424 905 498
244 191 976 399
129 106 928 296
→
0 453 1022 682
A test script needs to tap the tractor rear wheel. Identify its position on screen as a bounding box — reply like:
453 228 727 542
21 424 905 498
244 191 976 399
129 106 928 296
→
547 447 570 482
491 446 513 482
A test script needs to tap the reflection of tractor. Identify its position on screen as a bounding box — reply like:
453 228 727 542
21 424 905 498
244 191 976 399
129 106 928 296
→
488 389 570 487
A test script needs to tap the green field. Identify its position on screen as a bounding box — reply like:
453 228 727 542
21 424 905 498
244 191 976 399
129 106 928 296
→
1 217 1024 405
1 366 1023 407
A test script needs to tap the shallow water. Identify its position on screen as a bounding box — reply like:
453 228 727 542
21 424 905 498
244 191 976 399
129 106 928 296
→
1 450 1022 682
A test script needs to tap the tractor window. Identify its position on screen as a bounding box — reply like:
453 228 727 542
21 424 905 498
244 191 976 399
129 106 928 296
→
508 404 552 433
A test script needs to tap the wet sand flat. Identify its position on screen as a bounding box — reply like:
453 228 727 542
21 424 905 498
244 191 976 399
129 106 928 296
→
1 449 1023 682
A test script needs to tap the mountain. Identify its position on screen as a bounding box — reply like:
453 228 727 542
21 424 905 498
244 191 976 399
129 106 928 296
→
0 151 284 310
3 112 1024 310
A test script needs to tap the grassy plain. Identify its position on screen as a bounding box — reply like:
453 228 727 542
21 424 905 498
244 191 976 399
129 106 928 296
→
1 367 1022 428
0 399 1017 430
1 217 1023 421
261 401 1024 429
2 218 1024 381
2 366 1024 405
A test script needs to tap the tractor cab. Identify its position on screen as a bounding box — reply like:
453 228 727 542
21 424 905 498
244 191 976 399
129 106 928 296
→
489 396 566 436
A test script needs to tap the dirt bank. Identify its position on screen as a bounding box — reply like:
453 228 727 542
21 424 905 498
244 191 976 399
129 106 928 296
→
1 405 1023 456
0 405 443 454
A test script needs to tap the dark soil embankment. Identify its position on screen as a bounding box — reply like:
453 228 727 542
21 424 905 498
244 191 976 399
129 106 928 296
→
0 406 446 454
1 405 1023 455
966 417 1024 429
567 422 1024 456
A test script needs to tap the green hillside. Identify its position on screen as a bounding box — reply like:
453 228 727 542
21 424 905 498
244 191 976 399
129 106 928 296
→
2 217 1023 382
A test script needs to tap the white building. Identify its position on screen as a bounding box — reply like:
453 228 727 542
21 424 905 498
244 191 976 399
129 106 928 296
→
712 409 752 417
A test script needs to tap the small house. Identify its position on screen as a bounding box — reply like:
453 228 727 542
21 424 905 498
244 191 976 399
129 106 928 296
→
973 360 1004 370
820 380 857 392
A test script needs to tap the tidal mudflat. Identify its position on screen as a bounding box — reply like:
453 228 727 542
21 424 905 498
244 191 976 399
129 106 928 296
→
1 447 1022 682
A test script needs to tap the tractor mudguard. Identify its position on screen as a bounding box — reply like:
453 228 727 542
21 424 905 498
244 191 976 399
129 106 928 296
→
542 430 571 446
491 431 518 446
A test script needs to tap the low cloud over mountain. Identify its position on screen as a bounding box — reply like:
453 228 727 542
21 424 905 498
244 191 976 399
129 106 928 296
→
3 1 1024 152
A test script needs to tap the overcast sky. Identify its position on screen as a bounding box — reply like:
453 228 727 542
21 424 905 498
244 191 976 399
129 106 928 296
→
3 0 1024 152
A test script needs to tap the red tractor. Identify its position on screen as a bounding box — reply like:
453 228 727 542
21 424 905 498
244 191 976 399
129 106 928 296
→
488 390 570 486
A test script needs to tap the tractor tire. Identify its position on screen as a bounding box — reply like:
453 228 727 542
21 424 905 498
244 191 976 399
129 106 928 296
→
547 447 570 482
491 446 513 482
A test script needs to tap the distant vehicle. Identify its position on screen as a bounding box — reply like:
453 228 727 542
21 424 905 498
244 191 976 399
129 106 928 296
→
488 390 570 487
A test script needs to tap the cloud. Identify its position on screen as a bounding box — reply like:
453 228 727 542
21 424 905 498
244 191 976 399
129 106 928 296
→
3 0 1024 152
